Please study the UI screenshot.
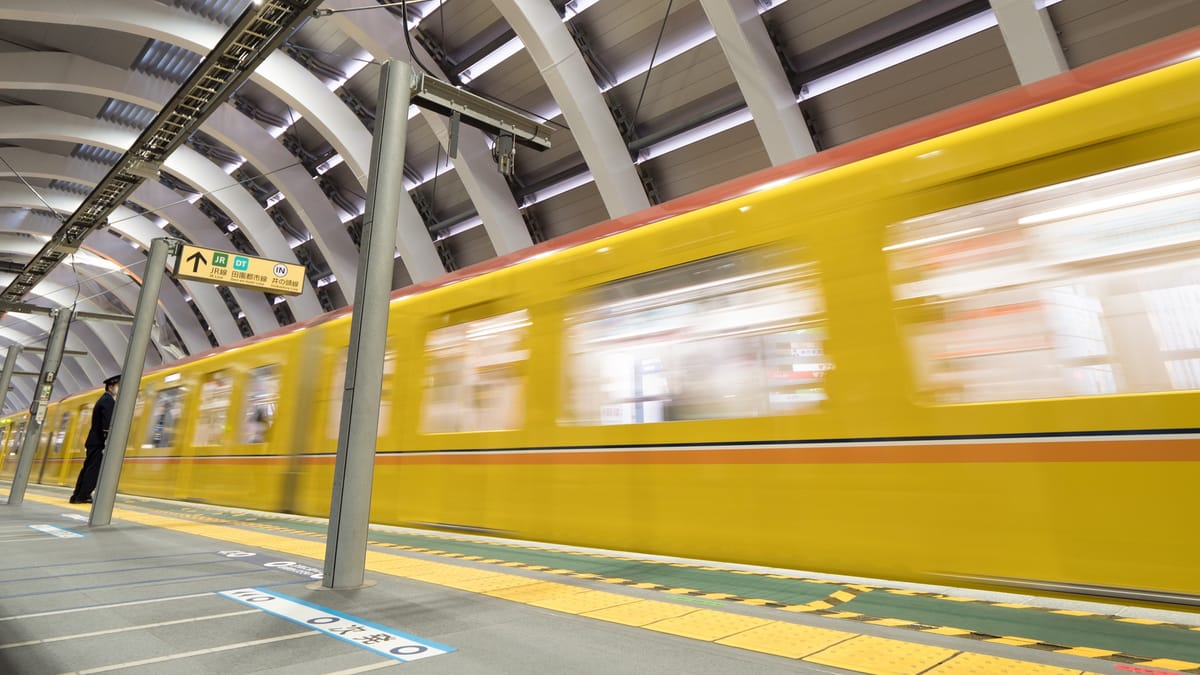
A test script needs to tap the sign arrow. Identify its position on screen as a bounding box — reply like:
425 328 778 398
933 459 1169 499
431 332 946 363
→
186 250 208 273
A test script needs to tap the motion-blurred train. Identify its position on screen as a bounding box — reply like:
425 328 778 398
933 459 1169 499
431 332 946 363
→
4 28 1199 603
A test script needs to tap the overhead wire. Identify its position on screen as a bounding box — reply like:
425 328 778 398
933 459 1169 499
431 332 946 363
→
634 0 677 124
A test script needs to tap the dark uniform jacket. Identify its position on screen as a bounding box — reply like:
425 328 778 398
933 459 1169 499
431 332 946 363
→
84 391 115 452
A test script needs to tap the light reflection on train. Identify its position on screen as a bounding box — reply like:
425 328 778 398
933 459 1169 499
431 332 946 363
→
2 31 1199 602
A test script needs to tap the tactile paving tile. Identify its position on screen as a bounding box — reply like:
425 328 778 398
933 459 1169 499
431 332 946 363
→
805 635 958 675
716 621 856 659
643 609 773 641
1138 659 1200 671
529 589 641 614
923 652 1083 675
485 581 588 603
582 600 698 627
441 573 540 593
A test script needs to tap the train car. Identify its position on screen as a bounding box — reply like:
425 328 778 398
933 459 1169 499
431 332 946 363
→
10 27 1200 603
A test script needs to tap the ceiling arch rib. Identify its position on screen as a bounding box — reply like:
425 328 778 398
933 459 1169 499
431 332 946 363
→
0 51 360 297
0 105 314 331
1 306 123 384
0 0 444 284
328 1 533 256
698 0 815 165
492 0 650 219
0 182 243 346
0 144 276 339
3 327 94 388
0 154 212 353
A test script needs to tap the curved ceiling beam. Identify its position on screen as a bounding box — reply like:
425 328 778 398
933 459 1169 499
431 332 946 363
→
329 2 533 256
0 51 360 296
1 0 444 284
699 0 816 164
491 0 650 218
0 184 243 346
2 314 116 388
4 343 88 396
0 234 189 365
0 177 208 355
0 106 313 329
0 146 275 338
0 267 154 377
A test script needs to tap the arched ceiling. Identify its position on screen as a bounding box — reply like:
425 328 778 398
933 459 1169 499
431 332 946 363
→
0 0 1197 411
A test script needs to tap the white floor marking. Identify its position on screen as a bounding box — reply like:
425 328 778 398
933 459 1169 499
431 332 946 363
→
64 631 319 674
325 661 400 674
0 610 258 649
0 591 215 622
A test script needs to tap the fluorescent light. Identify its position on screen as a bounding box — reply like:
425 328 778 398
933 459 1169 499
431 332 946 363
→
316 153 344 175
1018 178 1200 225
434 215 484 242
521 171 595 207
638 108 753 162
883 227 983 252
460 37 525 84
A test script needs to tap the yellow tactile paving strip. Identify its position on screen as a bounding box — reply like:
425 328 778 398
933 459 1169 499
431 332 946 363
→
38 496 1108 675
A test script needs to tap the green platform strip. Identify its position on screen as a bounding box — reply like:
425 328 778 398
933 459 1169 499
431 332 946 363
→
131 498 1200 671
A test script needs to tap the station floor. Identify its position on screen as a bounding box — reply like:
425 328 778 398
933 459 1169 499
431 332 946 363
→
2 483 1198 675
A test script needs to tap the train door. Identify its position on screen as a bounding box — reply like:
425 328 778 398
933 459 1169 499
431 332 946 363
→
63 403 92 488
177 369 236 501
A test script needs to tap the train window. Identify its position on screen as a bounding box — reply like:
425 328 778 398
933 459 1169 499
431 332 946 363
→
51 414 71 455
142 386 185 448
887 150 1200 403
193 371 233 446
240 365 280 444
8 422 25 456
325 343 397 439
73 407 91 455
420 310 530 433
565 248 830 425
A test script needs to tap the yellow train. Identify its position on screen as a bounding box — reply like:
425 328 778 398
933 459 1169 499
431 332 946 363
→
4 29 1199 603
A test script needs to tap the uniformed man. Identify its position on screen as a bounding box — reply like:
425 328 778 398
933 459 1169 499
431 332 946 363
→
69 374 119 504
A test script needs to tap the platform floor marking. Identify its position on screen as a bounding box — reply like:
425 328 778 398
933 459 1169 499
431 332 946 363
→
1 610 257 650
67 630 318 674
220 587 453 662
0 591 216 622
30 494 1169 675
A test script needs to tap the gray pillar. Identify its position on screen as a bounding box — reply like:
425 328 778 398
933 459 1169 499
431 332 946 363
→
7 308 72 505
323 60 411 589
0 345 21 416
90 237 174 526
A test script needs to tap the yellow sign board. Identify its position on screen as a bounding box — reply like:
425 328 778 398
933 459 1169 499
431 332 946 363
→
172 244 306 296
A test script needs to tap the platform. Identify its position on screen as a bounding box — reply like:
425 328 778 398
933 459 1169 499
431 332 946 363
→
2 483 1198 675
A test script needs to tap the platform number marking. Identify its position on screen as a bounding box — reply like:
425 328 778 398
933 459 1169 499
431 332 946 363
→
219 588 453 661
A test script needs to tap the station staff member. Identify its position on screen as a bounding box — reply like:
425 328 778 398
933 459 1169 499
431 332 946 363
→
69 374 119 504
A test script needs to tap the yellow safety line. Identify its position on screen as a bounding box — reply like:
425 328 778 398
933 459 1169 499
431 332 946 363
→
26 495 1119 675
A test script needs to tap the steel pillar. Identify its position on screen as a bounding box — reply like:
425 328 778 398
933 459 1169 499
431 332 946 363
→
322 60 411 589
6 308 72 504
90 237 174 526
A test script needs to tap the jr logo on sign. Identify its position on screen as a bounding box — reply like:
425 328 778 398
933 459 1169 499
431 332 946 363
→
233 256 250 271
212 252 229 268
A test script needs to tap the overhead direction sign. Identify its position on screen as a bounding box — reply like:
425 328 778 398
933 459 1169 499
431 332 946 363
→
173 244 306 296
